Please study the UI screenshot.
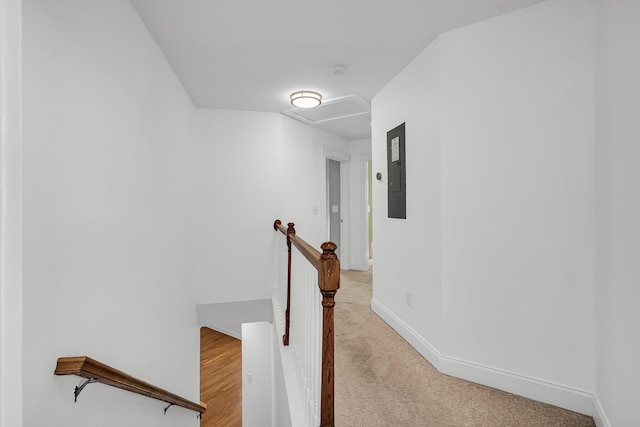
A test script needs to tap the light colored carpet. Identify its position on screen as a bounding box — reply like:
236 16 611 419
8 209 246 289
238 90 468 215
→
334 268 595 427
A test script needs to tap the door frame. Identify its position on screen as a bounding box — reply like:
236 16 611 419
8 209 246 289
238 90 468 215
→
352 151 372 271
321 148 350 270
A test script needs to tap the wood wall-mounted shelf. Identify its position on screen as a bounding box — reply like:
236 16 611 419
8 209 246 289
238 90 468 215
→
54 356 206 415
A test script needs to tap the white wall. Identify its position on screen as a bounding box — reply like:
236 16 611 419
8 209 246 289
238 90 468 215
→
22 1 199 425
22 2 351 425
372 37 444 351
190 110 348 304
440 0 595 393
271 321 293 427
242 322 273 427
279 116 349 249
190 109 283 304
0 0 23 425
372 0 595 414
594 1 640 426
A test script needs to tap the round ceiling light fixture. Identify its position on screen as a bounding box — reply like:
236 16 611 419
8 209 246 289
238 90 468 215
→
290 91 322 108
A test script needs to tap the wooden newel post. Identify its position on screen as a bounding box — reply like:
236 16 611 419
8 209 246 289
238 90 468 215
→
283 222 295 346
319 241 340 427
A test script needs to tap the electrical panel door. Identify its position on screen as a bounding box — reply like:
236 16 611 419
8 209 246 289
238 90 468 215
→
387 123 406 219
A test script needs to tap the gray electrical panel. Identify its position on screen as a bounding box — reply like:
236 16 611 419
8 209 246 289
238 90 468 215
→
387 123 406 219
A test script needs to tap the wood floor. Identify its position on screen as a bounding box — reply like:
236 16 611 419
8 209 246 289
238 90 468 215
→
200 327 242 427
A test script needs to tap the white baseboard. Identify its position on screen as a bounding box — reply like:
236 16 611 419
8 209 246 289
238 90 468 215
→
593 394 611 427
371 298 594 416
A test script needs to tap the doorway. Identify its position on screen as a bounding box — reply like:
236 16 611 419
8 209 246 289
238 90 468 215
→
327 158 341 259
200 327 242 426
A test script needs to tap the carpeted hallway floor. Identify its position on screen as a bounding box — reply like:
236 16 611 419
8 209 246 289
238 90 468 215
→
334 268 595 427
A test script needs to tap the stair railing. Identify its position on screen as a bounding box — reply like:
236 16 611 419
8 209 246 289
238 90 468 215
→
54 356 206 416
273 219 340 427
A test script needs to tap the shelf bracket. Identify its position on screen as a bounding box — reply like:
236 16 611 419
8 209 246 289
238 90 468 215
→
164 402 175 415
74 378 98 402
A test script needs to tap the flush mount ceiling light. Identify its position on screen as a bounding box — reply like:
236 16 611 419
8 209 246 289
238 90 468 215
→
290 91 322 108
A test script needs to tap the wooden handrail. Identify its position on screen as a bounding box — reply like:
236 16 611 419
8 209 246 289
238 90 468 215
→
274 219 321 269
54 356 206 415
274 219 340 427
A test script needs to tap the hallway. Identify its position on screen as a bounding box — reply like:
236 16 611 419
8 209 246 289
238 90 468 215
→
334 269 595 426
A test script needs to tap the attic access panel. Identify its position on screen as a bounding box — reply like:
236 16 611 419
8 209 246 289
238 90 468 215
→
281 94 372 140
387 122 406 219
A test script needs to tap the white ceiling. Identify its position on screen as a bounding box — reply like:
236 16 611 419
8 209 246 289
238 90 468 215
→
130 0 546 140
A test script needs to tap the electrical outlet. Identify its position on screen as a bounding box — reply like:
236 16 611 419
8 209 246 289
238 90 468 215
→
406 290 412 307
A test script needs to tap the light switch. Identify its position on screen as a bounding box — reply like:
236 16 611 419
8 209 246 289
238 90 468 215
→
332 205 339 213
